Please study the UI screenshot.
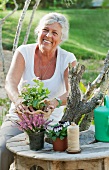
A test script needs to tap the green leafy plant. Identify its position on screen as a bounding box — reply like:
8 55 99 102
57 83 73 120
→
20 79 50 111
46 121 70 141
14 79 53 135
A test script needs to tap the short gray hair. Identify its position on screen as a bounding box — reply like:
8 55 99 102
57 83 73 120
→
35 12 69 43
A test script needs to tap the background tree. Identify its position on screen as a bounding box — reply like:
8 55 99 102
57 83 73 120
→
102 0 109 7
0 0 18 75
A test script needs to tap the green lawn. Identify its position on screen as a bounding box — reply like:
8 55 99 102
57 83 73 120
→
0 8 109 85
1 8 109 60
0 8 109 125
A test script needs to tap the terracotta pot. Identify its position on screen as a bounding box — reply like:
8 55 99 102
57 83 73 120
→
53 137 67 151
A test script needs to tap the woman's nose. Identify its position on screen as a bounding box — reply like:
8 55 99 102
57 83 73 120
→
46 31 52 37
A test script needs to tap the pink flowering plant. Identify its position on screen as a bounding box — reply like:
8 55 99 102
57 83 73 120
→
46 121 70 141
15 78 53 135
16 113 52 135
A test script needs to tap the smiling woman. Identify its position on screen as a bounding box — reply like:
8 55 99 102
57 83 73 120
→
34 22 62 80
1 12 77 170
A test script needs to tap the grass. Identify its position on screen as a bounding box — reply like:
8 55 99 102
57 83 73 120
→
0 98 10 126
79 59 104 84
0 9 108 85
0 8 108 125
1 8 109 60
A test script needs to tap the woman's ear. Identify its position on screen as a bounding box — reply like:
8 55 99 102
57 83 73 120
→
59 40 63 45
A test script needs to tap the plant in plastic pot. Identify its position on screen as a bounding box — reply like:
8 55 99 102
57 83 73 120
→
14 78 53 150
15 113 52 150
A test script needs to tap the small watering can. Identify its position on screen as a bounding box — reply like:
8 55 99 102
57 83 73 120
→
94 95 109 142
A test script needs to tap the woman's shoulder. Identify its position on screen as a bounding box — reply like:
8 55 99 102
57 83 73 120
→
58 46 76 60
16 43 37 61
17 43 37 51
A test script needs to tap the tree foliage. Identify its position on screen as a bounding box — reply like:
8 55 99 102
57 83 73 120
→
1 0 109 10
0 0 94 10
73 0 92 8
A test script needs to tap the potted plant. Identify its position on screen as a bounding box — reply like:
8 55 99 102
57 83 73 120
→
46 121 70 151
15 113 52 150
15 78 52 150
18 78 51 114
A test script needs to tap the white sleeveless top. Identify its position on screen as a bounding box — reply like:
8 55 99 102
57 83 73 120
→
7 43 76 125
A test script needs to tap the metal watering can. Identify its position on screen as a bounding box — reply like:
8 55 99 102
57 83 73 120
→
94 95 109 142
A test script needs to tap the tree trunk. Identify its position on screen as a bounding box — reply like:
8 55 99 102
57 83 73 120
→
23 0 41 45
61 51 109 131
0 0 18 76
12 0 32 53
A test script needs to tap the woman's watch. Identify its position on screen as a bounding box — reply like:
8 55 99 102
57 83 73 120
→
55 97 62 108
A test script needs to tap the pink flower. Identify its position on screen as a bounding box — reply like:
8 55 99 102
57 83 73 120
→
16 113 52 134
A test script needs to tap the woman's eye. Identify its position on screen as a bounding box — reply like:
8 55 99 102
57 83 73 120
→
43 29 48 32
53 32 58 35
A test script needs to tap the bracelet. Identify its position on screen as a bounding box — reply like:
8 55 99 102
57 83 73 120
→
55 97 62 108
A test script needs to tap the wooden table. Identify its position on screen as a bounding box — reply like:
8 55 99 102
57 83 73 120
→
6 130 109 170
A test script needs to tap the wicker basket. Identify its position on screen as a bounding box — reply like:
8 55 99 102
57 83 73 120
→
15 108 52 120
15 99 52 120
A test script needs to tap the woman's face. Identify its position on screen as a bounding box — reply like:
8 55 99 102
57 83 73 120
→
37 22 62 53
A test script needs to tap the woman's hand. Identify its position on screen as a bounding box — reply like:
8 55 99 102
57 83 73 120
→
14 97 35 114
44 98 60 112
15 98 60 120
15 100 37 120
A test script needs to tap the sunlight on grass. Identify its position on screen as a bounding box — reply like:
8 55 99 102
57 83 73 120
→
1 9 109 60
70 40 106 56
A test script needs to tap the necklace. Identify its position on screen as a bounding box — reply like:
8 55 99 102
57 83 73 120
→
38 56 56 80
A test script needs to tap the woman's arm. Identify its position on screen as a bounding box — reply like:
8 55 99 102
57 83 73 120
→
5 50 25 106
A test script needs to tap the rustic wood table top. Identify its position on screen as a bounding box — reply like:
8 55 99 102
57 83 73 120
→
6 130 109 170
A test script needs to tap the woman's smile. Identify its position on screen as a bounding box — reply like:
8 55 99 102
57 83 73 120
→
43 39 52 44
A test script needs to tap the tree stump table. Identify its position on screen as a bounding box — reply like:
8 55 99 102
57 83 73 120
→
6 130 109 170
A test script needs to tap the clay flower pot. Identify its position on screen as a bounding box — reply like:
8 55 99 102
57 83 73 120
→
53 137 67 151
